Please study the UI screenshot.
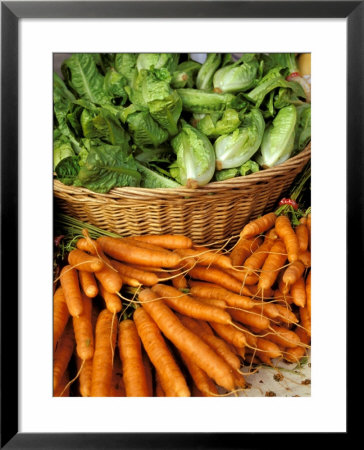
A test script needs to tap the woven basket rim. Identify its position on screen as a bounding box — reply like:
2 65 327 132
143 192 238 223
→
54 142 310 199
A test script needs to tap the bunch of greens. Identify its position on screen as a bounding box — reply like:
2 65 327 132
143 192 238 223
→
53 52 310 192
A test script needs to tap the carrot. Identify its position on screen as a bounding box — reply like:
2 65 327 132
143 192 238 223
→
240 212 277 239
139 289 235 391
142 349 154 397
188 265 250 296
282 261 305 287
68 248 104 272
275 215 299 263
265 324 301 348
258 239 287 291
274 303 299 325
243 229 278 276
290 276 306 308
175 247 233 270
178 315 241 371
306 270 311 317
251 301 280 320
171 268 188 290
224 268 259 286
179 351 218 397
230 236 263 267
155 371 165 397
99 283 122 314
295 223 309 252
118 319 151 397
78 270 99 298
274 289 293 305
97 236 182 268
53 287 70 351
111 259 159 286
283 327 310 363
130 234 193 249
298 250 311 268
76 356 93 397
95 262 123 295
110 352 125 397
299 306 311 336
192 296 227 309
60 265 84 317
53 370 70 397
151 284 232 325
73 293 94 361
228 308 270 331
256 337 282 359
189 281 255 309
209 322 247 349
133 306 190 397
245 284 274 299
91 309 118 397
53 321 75 392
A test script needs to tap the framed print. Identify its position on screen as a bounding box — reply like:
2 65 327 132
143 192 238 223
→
1 0 360 448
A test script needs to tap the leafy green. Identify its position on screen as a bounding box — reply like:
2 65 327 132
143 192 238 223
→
136 53 179 73
294 104 311 152
196 108 241 138
136 161 181 188
76 143 141 193
214 168 239 181
213 55 259 93
196 53 221 90
177 88 244 114
171 121 215 187
126 111 169 147
239 160 260 176
256 104 297 168
214 108 265 169
114 53 138 85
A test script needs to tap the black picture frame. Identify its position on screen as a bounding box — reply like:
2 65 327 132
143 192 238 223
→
1 1 359 448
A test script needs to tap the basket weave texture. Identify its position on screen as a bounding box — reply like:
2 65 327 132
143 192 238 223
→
54 143 311 245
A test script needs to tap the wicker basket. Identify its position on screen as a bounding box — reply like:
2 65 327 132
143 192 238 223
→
54 143 311 245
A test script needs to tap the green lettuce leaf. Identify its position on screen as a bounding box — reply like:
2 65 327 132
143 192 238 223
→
136 161 181 188
126 111 169 147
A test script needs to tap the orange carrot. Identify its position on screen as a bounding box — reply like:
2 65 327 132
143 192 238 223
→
178 315 241 371
130 234 193 249
189 281 254 306
290 276 306 308
258 239 287 291
229 308 270 330
274 303 299 325
133 306 190 397
139 289 235 391
209 322 247 349
275 215 299 263
60 265 84 317
282 261 305 287
76 356 93 397
224 268 259 286
265 324 301 348
78 270 99 298
53 370 70 397
154 371 165 397
110 352 125 397
179 351 218 397
99 283 122 314
171 268 188 290
111 259 159 286
299 306 311 336
256 337 282 359
188 265 250 296
192 296 227 309
306 270 311 317
73 293 94 361
243 229 278 276
53 321 75 392
298 250 311 268
97 236 182 268
295 223 309 252
68 248 104 272
251 300 280 320
53 287 70 351
230 236 263 267
240 212 277 239
142 349 154 397
283 327 310 363
151 284 232 325
91 309 118 397
175 247 233 270
118 319 151 397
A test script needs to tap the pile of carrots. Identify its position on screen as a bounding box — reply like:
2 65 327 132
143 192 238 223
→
53 210 311 397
